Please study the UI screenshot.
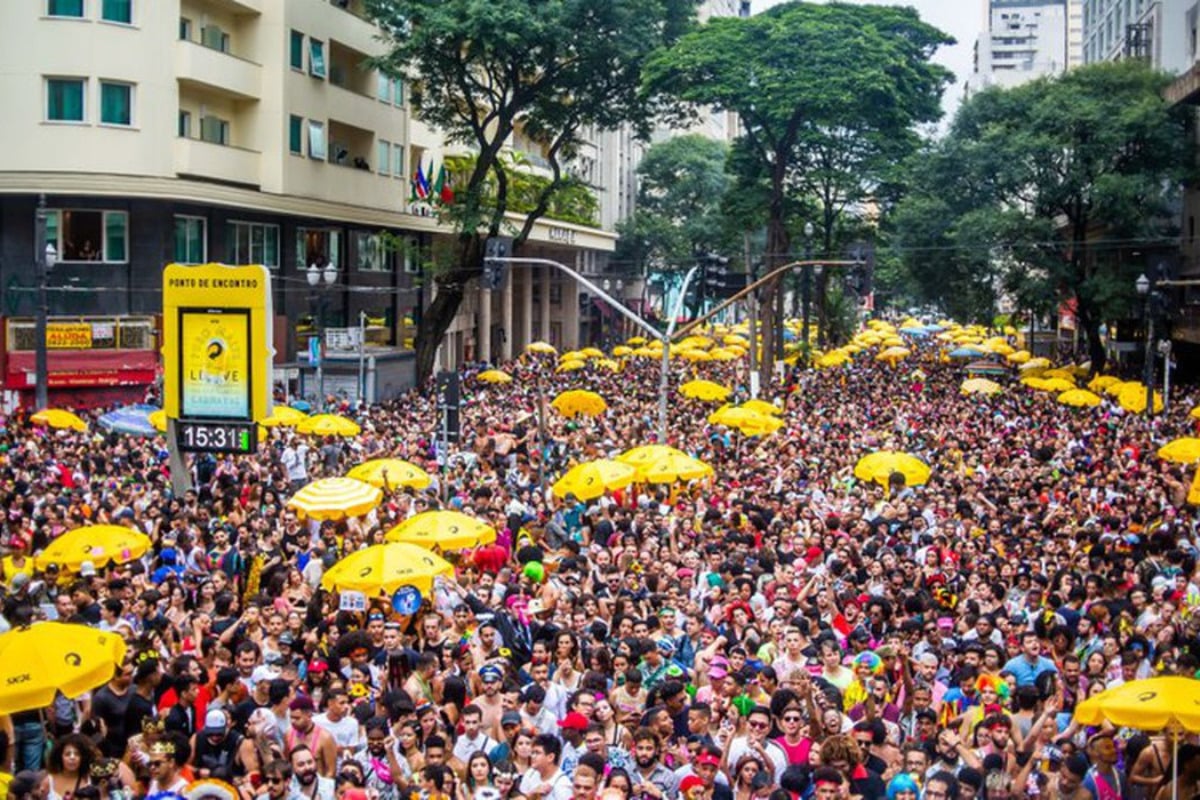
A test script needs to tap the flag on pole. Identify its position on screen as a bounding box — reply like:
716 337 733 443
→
433 163 454 205
413 161 429 201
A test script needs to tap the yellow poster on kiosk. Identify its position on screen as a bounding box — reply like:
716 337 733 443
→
162 263 273 423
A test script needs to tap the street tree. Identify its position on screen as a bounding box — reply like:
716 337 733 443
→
645 1 951 374
894 61 1192 370
367 0 697 382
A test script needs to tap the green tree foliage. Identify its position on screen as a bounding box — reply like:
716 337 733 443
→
894 61 1192 371
443 154 599 228
645 1 951 374
614 134 731 273
367 0 697 381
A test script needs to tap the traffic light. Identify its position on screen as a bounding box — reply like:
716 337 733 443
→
482 236 512 290
699 253 747 299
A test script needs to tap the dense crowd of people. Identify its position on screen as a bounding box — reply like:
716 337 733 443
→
0 327 1198 800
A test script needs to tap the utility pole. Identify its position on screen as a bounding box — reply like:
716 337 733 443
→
34 195 54 411
744 234 758 398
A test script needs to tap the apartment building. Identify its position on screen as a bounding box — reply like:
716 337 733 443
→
0 0 616 405
1082 0 1194 72
967 0 1071 95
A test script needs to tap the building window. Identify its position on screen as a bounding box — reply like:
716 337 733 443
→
308 120 326 160
173 216 206 264
297 228 341 270
376 72 391 103
290 30 304 70
178 110 191 138
45 210 128 263
179 17 191 40
101 0 131 24
377 139 390 175
200 115 229 145
289 115 303 154
46 77 85 122
99 81 132 126
47 0 84 17
309 39 326 78
354 231 392 272
392 144 404 177
228 221 279 268
201 24 229 53
392 78 404 106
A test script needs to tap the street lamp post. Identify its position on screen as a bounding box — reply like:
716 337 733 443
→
307 262 338 405
801 222 814 367
1136 272 1154 416
33 195 57 411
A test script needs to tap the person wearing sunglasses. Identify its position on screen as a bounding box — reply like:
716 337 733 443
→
145 736 188 795
256 760 293 800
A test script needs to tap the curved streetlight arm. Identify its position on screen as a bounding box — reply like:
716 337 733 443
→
671 259 860 342
485 257 664 341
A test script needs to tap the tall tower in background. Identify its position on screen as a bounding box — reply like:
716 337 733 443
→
967 0 1069 96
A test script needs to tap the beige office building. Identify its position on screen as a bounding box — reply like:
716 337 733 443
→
0 0 616 404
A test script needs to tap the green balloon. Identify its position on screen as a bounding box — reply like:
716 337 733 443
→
523 561 545 583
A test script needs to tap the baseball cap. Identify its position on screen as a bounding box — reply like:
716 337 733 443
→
202 709 227 736
501 711 522 727
695 752 721 768
479 665 503 683
557 712 590 731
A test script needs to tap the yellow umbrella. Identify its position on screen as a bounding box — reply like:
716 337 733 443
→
578 347 605 359
707 348 740 362
1041 368 1076 381
1006 350 1032 364
634 452 715 484
961 378 1002 395
1019 357 1052 370
1189 470 1200 505
30 409 87 432
526 341 557 355
1158 438 1200 465
149 409 167 432
35 525 152 572
552 459 637 500
286 477 382 521
677 348 711 362
347 459 432 490
723 334 749 347
551 389 607 418
297 414 361 437
1089 375 1122 392
1038 377 1076 393
1191 406 1200 420
708 406 784 436
385 510 497 551
477 369 513 384
679 336 713 351
627 336 648 346
1057 389 1102 408
612 345 633 358
616 445 688 469
557 359 586 372
816 352 851 368
0 623 127 714
594 358 621 372
854 451 931 488
631 347 658 358
740 399 782 416
321 543 453 596
1118 383 1163 414
1104 380 1129 397
260 406 309 428
1074 675 1200 799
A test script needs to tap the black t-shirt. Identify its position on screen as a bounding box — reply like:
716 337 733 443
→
91 685 131 758
124 692 156 740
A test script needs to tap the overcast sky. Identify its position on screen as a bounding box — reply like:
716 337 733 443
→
751 0 984 125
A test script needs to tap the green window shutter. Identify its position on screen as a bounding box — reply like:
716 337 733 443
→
309 40 326 78
48 0 84 17
290 31 304 70
105 213 127 262
101 0 132 23
289 115 303 154
47 79 84 122
100 83 131 125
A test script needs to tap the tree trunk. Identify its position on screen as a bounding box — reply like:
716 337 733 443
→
413 283 465 386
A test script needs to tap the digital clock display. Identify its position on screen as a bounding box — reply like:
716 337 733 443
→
176 420 257 454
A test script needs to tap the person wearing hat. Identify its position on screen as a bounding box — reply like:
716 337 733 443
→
475 664 506 734
1 533 33 591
